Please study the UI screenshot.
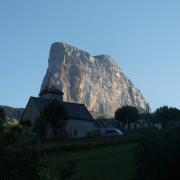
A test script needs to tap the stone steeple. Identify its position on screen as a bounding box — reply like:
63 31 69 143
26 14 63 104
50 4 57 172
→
39 84 64 101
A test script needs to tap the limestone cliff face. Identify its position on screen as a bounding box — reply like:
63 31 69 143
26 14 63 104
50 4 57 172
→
40 42 150 117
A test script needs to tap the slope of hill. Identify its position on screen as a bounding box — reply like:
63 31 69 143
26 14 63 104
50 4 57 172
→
0 105 24 120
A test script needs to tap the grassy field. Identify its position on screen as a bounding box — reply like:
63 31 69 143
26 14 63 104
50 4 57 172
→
40 142 138 180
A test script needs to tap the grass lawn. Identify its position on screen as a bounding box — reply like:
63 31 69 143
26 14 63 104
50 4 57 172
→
41 143 137 180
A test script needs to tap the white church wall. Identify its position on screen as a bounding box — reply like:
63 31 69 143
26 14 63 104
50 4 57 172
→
21 100 40 123
66 119 95 138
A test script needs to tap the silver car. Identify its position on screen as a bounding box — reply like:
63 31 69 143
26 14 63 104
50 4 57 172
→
105 128 123 136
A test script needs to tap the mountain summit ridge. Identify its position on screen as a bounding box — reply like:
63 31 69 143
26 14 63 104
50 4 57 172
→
40 42 150 117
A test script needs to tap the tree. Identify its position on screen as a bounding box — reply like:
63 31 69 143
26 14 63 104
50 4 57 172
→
35 100 68 139
115 106 139 130
0 107 6 125
0 119 40 180
154 106 180 129
34 114 47 140
139 112 155 128
19 119 32 135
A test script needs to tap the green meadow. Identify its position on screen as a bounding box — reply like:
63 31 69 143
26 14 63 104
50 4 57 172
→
40 140 137 180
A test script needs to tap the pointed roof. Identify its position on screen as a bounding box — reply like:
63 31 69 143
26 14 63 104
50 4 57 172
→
24 97 94 121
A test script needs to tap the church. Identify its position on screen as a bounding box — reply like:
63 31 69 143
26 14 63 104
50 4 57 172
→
21 88 95 138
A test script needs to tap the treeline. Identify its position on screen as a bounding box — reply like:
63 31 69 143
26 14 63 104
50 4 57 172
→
115 105 180 180
115 105 180 130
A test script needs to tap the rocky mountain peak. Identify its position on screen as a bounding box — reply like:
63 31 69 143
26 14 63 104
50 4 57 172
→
40 42 150 117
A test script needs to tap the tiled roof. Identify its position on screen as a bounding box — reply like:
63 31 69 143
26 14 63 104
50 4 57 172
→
30 97 94 121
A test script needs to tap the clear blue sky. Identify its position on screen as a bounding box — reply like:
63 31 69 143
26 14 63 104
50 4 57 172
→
0 0 180 111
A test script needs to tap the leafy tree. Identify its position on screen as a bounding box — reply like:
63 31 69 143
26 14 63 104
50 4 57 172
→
115 106 139 130
35 100 68 139
19 119 32 135
0 107 6 125
34 114 47 140
139 113 155 128
0 104 72 180
154 106 180 129
0 122 40 180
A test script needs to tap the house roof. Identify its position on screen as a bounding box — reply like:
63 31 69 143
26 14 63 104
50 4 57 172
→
27 97 94 121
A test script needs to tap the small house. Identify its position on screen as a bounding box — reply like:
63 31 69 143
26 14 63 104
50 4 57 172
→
21 88 95 138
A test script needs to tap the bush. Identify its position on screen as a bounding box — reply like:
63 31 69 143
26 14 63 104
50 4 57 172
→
0 145 40 180
136 129 180 180
0 125 40 180
39 161 77 180
0 120 79 180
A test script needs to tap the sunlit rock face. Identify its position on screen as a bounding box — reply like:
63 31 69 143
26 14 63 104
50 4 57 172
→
40 42 150 117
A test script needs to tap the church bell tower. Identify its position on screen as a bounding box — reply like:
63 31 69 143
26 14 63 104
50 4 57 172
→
39 87 64 101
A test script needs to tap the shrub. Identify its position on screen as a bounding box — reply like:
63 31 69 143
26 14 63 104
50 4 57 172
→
0 145 40 180
136 129 180 180
39 161 77 180
0 125 40 180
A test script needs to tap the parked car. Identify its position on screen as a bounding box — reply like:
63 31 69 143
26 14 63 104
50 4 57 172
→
93 128 123 137
105 128 123 136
